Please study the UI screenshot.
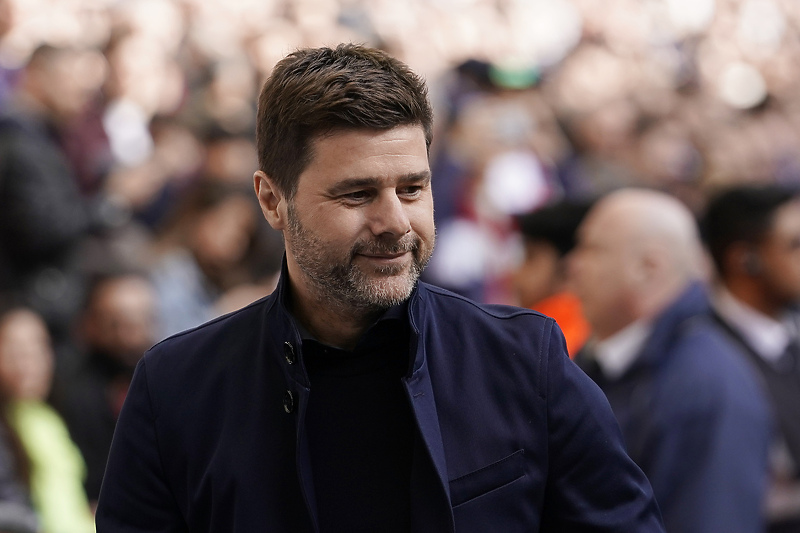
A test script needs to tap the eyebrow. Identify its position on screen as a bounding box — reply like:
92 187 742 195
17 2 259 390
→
326 171 431 196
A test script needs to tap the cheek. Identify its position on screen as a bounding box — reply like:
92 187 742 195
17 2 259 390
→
519 258 557 296
576 258 620 305
0 353 23 394
409 200 435 238
305 202 364 243
773 254 800 292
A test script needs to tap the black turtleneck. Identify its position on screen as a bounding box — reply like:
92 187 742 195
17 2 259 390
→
302 305 414 533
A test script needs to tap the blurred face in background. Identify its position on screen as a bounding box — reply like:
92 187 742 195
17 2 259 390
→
191 194 257 281
756 200 800 309
0 309 54 401
82 276 158 368
27 48 106 120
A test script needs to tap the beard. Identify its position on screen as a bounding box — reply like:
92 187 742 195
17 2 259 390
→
285 201 434 313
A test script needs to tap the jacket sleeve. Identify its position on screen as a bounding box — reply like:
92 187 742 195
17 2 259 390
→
95 357 188 532
539 321 665 532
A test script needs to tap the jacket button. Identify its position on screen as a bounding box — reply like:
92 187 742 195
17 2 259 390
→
283 390 295 414
284 342 296 364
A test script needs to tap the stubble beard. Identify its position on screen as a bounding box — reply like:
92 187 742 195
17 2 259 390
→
285 201 434 313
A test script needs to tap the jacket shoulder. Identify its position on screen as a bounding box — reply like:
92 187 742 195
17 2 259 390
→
417 282 552 323
143 292 276 377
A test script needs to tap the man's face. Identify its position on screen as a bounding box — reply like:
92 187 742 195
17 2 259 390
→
757 200 800 307
569 206 637 339
284 125 435 312
85 277 157 367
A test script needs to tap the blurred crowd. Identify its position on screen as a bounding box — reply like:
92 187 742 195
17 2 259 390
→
1 0 800 530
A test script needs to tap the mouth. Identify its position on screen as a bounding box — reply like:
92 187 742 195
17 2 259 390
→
356 251 410 264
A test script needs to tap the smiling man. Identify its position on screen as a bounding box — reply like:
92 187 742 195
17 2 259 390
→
96 44 664 533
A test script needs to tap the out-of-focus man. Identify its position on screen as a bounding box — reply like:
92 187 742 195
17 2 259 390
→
702 184 800 533
571 188 772 533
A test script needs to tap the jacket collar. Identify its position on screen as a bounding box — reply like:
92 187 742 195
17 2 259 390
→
266 256 429 381
264 259 452 531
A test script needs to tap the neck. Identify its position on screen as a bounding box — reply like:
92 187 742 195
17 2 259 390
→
725 277 783 320
288 277 383 351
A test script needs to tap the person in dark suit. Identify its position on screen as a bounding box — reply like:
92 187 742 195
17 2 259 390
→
570 188 773 533
701 184 800 533
96 44 664 532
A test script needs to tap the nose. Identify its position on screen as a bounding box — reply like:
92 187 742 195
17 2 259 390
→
368 191 411 238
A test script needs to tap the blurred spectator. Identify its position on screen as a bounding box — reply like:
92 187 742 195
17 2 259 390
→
570 188 772 533
0 319 36 533
52 271 157 506
110 115 205 230
512 199 592 356
701 184 800 532
199 126 258 186
149 180 265 339
0 307 94 533
0 45 97 356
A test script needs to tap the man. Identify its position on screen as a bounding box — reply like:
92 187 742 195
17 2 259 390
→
513 199 593 356
96 44 663 532
0 45 95 353
701 184 800 532
570 188 772 533
53 271 157 505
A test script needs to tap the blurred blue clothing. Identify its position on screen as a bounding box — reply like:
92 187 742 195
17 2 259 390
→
149 249 218 340
576 282 773 533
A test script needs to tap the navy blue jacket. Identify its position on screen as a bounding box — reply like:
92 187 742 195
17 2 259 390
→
576 283 772 533
96 273 664 532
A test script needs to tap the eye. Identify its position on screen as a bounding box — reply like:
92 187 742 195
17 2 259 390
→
340 190 372 204
398 185 423 198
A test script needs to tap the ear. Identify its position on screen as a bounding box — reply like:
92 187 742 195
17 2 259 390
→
254 170 286 230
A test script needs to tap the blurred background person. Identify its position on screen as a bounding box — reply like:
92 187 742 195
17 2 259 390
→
51 270 157 507
512 198 593 356
0 45 99 360
570 188 772 533
701 184 800 533
0 307 94 533
0 303 37 533
148 179 267 339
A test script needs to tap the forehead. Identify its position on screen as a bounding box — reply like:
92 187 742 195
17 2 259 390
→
0 311 48 342
580 204 626 245
301 126 429 183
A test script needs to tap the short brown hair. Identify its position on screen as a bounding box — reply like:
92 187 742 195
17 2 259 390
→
255 43 433 199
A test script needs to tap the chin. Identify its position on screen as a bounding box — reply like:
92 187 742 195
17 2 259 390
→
360 274 416 307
